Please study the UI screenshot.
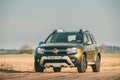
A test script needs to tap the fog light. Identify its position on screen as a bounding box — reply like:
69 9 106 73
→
71 59 75 62
37 59 39 62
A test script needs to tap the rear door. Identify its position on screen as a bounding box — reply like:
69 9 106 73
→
83 32 93 62
89 34 98 61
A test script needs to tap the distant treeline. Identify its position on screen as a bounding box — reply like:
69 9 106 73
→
99 44 120 53
0 49 34 54
0 45 120 54
0 44 34 54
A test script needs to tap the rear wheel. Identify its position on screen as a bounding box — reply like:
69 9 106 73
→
77 54 87 73
34 59 44 72
53 67 61 72
91 55 100 72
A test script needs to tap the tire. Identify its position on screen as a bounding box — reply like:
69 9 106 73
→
34 59 44 72
91 55 100 72
77 54 87 73
53 67 61 72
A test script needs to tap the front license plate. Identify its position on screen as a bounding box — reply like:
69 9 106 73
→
48 56 61 59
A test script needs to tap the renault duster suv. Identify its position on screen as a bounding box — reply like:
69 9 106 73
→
34 29 101 73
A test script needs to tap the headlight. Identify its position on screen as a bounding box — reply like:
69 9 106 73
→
67 47 77 54
37 48 45 54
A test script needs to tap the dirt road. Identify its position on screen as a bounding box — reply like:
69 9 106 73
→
0 67 120 80
0 54 120 80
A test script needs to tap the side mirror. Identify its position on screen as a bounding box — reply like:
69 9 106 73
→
39 41 44 45
85 41 92 45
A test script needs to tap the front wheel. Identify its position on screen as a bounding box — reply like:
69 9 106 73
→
34 59 44 72
91 55 100 72
53 67 61 72
77 54 87 73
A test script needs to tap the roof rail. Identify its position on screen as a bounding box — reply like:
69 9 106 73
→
79 29 89 33
52 29 65 33
79 29 83 33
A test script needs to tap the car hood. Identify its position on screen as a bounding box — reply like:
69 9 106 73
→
39 43 82 48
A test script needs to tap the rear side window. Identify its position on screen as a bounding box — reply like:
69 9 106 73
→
90 34 97 44
86 33 93 44
83 34 89 43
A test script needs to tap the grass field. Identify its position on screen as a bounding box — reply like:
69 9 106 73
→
0 53 120 71
0 54 34 71
101 53 120 67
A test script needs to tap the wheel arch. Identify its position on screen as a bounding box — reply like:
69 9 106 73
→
97 52 101 61
83 52 87 59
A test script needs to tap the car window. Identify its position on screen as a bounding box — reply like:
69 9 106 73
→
84 34 88 43
45 33 83 43
68 35 76 42
87 33 94 44
90 34 96 44
86 33 93 44
46 34 55 43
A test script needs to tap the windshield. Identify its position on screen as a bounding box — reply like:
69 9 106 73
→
45 32 83 43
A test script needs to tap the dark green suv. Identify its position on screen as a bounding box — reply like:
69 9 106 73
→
34 29 101 73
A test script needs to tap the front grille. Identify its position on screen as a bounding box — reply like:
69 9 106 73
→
44 47 67 49
43 60 70 65
44 48 67 55
45 52 67 55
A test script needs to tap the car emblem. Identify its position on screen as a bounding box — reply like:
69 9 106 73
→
52 48 59 54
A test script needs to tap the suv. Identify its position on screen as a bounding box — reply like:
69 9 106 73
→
34 29 101 73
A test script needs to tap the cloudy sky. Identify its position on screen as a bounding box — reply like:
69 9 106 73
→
0 0 120 49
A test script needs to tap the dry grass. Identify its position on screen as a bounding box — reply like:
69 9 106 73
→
101 53 120 67
0 54 34 71
0 53 120 72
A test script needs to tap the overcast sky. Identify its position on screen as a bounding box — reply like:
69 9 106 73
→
0 0 120 49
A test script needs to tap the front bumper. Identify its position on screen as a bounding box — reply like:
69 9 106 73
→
35 55 80 68
41 56 75 67
35 48 83 68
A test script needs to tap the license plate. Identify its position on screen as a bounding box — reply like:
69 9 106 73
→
47 56 61 59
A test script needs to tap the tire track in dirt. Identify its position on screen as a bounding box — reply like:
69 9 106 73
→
0 67 120 80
